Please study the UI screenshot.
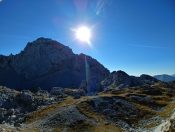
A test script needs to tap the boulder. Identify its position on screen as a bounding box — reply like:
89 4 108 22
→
17 90 33 105
50 87 64 96
37 90 49 97
64 88 86 99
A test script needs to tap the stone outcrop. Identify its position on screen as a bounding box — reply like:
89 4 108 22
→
101 70 159 90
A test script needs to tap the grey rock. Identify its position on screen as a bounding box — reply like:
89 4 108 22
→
41 106 93 129
18 90 33 104
79 80 87 92
0 38 109 92
89 96 138 122
50 87 64 96
129 95 153 104
103 109 117 116
101 70 131 89
37 90 49 97
101 70 159 90
64 88 85 99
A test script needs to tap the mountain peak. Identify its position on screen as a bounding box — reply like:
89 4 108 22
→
0 37 109 91
24 37 72 53
101 71 159 89
111 70 129 77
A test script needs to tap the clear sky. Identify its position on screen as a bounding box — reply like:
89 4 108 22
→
0 0 175 76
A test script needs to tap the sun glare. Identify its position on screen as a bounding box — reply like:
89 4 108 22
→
75 26 91 45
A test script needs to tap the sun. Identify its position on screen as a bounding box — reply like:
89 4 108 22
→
75 26 92 44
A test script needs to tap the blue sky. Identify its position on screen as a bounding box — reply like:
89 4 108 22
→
0 0 175 76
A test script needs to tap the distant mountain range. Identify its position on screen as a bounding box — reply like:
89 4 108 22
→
154 74 175 82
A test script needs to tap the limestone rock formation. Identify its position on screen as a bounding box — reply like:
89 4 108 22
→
101 70 159 90
0 38 109 92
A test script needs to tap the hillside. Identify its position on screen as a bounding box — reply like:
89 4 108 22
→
0 81 175 132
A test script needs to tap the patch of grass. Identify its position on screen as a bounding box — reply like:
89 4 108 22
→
77 101 104 122
53 128 61 132
67 120 95 132
25 97 76 123
152 96 171 101
76 100 122 132
144 122 159 129
154 100 169 106
8 127 40 132
22 128 40 132
144 101 175 129
152 95 174 107
157 101 175 118
133 103 155 120
94 124 121 132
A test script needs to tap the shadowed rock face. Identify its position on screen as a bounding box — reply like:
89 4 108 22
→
0 37 109 92
101 71 131 89
101 70 159 89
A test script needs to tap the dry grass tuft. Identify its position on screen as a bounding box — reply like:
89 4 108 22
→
157 101 175 118
25 97 75 123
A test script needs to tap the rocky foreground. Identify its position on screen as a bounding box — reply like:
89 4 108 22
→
0 81 175 132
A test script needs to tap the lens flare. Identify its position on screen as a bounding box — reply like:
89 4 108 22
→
75 26 91 45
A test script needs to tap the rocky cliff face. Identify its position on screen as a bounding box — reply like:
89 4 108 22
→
0 38 109 92
101 70 159 90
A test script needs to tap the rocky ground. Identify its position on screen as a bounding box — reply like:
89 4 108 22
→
0 82 175 132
